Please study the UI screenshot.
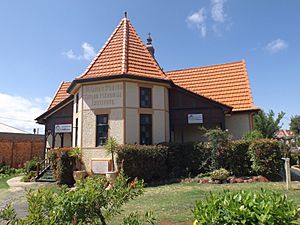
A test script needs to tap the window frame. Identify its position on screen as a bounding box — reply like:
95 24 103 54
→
75 93 79 113
96 114 109 147
139 87 152 108
75 118 78 147
139 114 152 145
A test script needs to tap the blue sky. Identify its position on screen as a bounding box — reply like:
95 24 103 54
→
0 0 299 132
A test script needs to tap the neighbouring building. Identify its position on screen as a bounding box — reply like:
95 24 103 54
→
0 122 44 168
36 14 259 173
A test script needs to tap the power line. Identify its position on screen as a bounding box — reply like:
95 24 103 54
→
0 121 31 134
0 116 35 123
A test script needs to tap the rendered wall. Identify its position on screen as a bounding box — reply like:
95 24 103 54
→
225 113 252 139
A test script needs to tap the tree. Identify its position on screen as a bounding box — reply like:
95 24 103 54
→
290 115 300 135
254 110 285 138
104 137 118 171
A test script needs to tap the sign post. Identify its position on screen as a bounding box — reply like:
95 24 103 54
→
282 157 291 190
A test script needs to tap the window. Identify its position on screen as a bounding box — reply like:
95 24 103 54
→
140 87 152 108
75 118 78 146
75 93 79 113
96 114 109 146
140 114 152 145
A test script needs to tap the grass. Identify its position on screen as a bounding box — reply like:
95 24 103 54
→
112 181 300 224
0 176 13 189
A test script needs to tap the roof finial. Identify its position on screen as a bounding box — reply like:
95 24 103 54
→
146 32 155 57
124 11 128 18
147 33 152 45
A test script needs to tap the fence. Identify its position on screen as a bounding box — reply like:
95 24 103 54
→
0 133 44 168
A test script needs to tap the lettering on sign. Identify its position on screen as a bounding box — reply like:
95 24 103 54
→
55 124 72 133
188 114 203 124
91 158 112 174
83 83 123 109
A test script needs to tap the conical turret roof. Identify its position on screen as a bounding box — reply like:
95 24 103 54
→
79 15 165 79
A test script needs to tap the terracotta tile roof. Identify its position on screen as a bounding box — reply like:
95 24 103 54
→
48 81 71 110
166 60 258 112
78 17 165 79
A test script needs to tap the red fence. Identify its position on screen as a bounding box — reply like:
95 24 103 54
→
0 133 44 168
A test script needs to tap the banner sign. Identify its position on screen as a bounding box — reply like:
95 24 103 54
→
188 114 203 124
55 124 72 133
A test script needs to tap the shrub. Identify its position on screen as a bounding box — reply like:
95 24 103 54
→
210 168 230 181
249 139 283 180
166 142 210 178
117 144 168 183
21 171 36 182
0 171 144 225
243 130 264 141
0 163 23 178
59 152 76 186
224 140 252 176
205 128 232 170
193 189 300 225
25 159 38 173
123 211 155 225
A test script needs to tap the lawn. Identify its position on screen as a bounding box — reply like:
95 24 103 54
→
0 176 13 189
112 181 300 224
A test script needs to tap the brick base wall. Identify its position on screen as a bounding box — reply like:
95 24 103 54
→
0 135 45 168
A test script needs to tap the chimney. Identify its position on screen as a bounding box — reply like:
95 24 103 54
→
146 33 155 57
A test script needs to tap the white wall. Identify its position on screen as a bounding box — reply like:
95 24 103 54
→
225 113 252 139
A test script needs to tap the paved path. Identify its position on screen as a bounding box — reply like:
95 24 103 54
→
0 176 55 218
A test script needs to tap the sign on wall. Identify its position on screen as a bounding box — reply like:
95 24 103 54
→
188 114 203 124
91 158 112 174
55 124 72 133
83 83 123 109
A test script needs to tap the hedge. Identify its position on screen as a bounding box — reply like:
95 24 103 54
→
117 139 283 183
249 139 283 180
117 144 168 182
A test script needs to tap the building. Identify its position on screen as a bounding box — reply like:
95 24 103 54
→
36 14 259 172
0 122 44 168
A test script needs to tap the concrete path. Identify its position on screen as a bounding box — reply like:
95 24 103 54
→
0 176 55 218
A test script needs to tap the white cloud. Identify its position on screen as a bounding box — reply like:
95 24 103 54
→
0 93 50 134
63 42 96 60
211 0 226 23
265 39 288 53
187 0 230 37
186 8 207 37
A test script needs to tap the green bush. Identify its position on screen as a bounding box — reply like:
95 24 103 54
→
59 152 76 186
25 159 38 173
117 144 168 183
21 171 36 182
224 140 252 176
193 189 300 225
123 211 155 225
166 142 211 178
0 163 23 178
249 139 283 180
243 130 264 141
210 168 230 181
0 171 144 225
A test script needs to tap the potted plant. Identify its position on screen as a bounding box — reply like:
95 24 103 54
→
104 137 119 183
68 147 86 182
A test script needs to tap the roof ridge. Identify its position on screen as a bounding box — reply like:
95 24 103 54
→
126 20 165 78
165 60 245 74
241 60 255 107
79 19 125 79
121 18 129 74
